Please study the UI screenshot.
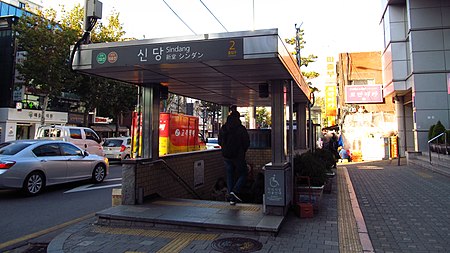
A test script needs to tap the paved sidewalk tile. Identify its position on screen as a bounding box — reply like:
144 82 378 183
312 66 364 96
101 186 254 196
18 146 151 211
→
50 185 339 253
346 160 450 253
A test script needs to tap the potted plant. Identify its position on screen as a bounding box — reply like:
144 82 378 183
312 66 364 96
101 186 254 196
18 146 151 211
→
293 151 327 213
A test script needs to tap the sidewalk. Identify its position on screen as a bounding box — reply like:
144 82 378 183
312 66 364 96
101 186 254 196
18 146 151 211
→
47 160 450 253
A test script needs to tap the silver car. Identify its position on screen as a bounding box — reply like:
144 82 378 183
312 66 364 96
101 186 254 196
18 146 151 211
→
0 139 109 196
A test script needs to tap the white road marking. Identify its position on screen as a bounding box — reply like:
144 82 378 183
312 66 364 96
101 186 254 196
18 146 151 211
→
104 178 122 182
64 183 122 194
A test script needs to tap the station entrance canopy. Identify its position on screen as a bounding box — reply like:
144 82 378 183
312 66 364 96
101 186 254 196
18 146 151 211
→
72 29 311 106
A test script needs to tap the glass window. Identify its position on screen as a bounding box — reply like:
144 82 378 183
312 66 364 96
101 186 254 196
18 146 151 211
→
126 138 131 145
19 2 26 8
103 139 122 147
8 5 17 16
85 129 101 143
1 3 8 16
69 129 82 139
60 143 83 156
0 143 31 155
40 128 62 138
33 144 61 157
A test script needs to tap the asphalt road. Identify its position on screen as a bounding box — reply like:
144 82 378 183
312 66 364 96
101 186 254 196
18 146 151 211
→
0 162 123 250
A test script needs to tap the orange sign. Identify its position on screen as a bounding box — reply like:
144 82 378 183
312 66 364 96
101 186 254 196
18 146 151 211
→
325 85 337 116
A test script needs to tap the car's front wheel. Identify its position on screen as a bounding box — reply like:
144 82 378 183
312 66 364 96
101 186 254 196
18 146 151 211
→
92 163 106 183
23 172 45 196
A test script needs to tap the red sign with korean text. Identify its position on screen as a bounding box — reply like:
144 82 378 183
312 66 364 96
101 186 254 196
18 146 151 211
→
345 85 383 104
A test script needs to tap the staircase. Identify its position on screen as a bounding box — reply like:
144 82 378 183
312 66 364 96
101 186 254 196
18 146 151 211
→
407 151 450 177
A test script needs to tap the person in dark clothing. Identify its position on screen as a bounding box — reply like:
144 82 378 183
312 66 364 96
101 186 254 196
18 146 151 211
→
218 111 250 205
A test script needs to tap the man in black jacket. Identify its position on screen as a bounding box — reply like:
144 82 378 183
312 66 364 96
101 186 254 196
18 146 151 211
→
218 111 250 205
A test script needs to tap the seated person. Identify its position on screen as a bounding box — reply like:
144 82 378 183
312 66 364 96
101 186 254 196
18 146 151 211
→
339 147 350 160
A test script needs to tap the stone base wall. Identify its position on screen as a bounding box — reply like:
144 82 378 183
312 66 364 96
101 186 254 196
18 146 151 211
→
136 150 225 201
123 148 273 204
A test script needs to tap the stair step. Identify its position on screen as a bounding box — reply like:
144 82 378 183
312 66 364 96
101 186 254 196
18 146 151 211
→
408 158 450 177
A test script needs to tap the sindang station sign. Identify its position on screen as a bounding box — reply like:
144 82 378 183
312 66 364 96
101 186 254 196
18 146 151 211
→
92 38 243 67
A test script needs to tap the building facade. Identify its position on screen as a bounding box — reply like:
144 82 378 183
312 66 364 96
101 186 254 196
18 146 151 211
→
381 0 450 154
336 51 396 160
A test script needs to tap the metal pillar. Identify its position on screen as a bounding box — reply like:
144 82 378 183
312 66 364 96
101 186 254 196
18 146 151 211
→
296 102 307 150
264 80 291 216
395 96 406 157
141 84 161 159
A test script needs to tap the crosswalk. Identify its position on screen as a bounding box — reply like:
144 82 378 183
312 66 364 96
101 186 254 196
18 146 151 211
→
64 178 122 194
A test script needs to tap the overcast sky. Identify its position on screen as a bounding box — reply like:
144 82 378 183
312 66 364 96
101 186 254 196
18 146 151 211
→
43 0 384 86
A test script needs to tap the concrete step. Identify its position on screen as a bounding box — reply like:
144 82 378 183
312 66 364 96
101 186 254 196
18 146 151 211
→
95 198 283 236
408 153 450 177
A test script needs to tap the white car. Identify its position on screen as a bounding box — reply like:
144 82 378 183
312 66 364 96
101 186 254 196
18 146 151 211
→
102 137 131 161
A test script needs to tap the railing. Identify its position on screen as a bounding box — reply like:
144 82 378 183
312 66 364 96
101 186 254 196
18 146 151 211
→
427 132 448 163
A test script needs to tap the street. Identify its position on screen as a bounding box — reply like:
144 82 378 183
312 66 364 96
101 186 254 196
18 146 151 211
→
0 163 123 250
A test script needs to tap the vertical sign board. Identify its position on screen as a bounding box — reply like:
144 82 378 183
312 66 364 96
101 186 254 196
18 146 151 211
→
194 160 204 189
325 85 337 116
265 170 285 206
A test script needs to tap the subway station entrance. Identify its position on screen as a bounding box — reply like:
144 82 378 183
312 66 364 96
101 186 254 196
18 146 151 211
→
72 29 311 234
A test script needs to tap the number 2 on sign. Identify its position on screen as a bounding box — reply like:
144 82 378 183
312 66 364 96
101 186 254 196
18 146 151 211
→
228 40 237 56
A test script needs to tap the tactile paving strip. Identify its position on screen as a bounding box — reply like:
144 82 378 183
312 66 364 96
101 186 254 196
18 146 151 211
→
337 167 364 252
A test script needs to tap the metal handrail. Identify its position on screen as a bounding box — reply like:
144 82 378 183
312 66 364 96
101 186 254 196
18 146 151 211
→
428 132 448 163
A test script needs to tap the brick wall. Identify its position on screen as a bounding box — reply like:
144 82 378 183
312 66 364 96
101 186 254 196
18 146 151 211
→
246 148 272 176
136 150 225 200
134 148 272 201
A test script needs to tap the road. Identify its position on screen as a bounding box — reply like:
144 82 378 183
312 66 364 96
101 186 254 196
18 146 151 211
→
0 163 123 250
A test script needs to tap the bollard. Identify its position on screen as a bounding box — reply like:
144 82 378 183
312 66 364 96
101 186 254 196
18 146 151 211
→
112 188 122 206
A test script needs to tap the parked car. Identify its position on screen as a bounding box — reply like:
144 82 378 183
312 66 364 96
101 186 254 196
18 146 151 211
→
35 125 104 157
102 137 131 161
206 137 221 149
0 139 109 196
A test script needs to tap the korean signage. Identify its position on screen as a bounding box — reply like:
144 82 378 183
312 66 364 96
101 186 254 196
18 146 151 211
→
94 116 112 124
265 170 285 206
92 38 243 68
325 85 337 117
345 84 383 103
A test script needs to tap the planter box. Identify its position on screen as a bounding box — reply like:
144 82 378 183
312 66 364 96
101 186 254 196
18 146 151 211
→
295 185 324 212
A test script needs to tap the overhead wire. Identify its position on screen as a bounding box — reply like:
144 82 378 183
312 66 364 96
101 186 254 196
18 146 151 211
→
198 0 229 32
161 0 197 35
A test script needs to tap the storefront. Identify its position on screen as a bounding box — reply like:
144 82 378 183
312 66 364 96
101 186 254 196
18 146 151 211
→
0 108 68 142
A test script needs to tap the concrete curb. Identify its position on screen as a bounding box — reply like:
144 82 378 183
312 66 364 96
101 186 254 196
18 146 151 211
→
47 219 93 253
343 167 374 253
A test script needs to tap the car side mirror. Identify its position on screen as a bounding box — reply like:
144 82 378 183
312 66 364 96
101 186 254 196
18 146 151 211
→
83 151 89 157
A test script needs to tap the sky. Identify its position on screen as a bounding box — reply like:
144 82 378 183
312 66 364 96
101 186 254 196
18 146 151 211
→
41 0 384 86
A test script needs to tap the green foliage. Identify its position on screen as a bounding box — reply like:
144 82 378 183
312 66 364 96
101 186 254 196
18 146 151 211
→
293 152 327 186
14 4 134 128
428 124 436 140
256 107 271 128
432 121 446 143
313 149 336 172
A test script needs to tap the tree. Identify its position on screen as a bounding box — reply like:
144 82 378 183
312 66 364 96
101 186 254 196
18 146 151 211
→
60 4 134 129
256 107 271 128
285 29 320 82
14 8 73 125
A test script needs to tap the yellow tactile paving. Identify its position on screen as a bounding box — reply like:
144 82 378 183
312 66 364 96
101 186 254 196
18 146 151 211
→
337 167 364 253
153 200 261 212
92 226 219 253
157 237 193 253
